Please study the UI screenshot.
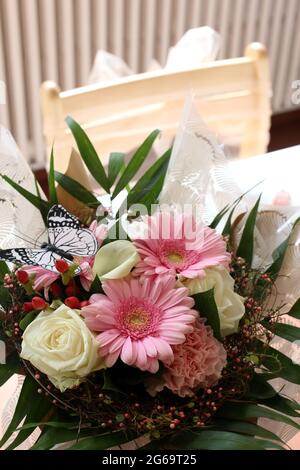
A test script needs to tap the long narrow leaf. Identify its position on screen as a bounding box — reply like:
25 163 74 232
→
209 204 230 229
222 204 237 237
112 129 160 198
68 430 136 450
217 402 300 431
193 289 221 340
30 427 85 450
262 320 300 343
236 195 261 265
266 218 300 279
108 152 125 187
65 116 110 193
209 181 263 229
7 393 52 450
0 351 20 386
262 395 300 418
0 175 50 224
245 373 277 400
213 418 284 443
0 375 38 447
127 148 171 207
259 342 300 384
287 298 300 320
143 430 283 450
0 260 9 278
48 146 58 204
54 171 100 207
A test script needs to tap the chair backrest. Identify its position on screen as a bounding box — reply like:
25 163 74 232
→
41 42 271 178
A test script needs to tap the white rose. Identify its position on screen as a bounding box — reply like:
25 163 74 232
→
93 240 140 280
20 304 104 392
181 267 245 336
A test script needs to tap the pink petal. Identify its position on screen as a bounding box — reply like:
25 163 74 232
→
150 337 174 363
120 337 134 364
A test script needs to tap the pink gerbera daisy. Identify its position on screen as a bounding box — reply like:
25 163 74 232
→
81 276 197 373
132 212 230 279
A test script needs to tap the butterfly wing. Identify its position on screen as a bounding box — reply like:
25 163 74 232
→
0 248 81 274
0 248 54 272
47 205 98 257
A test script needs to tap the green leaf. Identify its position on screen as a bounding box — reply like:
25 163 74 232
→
0 351 20 386
262 394 300 418
287 298 300 320
259 343 300 384
144 430 283 450
209 204 230 229
213 418 284 443
19 311 39 331
127 148 171 207
135 171 166 211
65 116 110 193
0 285 11 309
262 321 300 343
68 430 136 450
0 374 40 447
217 402 300 431
193 289 221 340
210 181 264 230
89 275 103 294
17 420 79 431
0 260 9 278
31 427 86 450
0 175 50 224
108 152 125 187
245 373 277 400
112 129 160 198
54 171 100 207
222 204 237 237
7 391 52 450
266 218 300 279
236 195 261 265
102 370 125 394
48 146 58 204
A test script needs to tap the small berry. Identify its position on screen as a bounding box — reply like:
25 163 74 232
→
17 270 29 284
65 284 78 297
65 296 81 309
23 301 33 313
32 296 47 310
55 259 69 273
51 282 63 298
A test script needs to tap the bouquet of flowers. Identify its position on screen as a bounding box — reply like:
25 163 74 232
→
1 111 300 451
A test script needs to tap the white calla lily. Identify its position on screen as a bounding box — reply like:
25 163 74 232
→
93 240 140 280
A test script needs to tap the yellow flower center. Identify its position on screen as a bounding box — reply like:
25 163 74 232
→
126 308 149 327
167 252 184 264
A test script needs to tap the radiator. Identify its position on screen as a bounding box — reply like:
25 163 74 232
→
0 0 299 168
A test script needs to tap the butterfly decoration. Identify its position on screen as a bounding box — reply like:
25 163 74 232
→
0 205 98 273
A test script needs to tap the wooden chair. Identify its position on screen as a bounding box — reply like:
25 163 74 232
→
40 42 271 182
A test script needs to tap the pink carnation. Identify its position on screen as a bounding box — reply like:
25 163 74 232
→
133 212 229 280
81 276 197 373
146 320 227 397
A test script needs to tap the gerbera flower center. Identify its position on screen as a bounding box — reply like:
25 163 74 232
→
118 297 161 340
159 240 201 272
166 251 184 264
